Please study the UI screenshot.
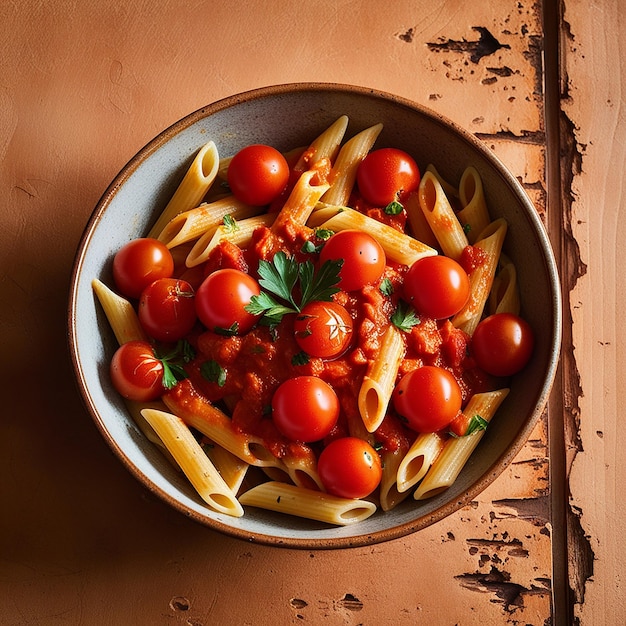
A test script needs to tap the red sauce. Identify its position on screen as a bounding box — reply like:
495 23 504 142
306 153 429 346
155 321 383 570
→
179 212 492 461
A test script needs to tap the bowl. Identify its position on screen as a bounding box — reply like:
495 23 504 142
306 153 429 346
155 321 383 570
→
68 83 561 548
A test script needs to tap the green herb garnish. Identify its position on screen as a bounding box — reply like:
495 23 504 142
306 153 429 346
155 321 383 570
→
222 214 238 233
245 251 343 324
465 414 489 436
384 200 404 215
391 300 420 332
154 340 194 389
200 360 227 387
379 277 394 297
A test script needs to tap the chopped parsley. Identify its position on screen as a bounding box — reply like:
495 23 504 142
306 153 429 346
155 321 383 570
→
391 300 420 332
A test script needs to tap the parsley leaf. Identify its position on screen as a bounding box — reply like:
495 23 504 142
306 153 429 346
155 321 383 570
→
245 251 343 324
465 414 488 436
154 340 194 390
291 351 310 366
384 200 404 215
391 301 420 332
379 277 394 297
222 214 238 233
200 360 227 387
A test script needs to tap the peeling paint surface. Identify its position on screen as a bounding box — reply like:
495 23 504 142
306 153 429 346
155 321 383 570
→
0 0 584 624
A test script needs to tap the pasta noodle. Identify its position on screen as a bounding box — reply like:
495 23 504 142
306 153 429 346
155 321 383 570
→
91 278 148 344
239 481 377 525
379 447 411 511
320 123 383 207
396 432 446 493
358 324 405 433
186 213 275 267
141 407 244 516
148 140 220 239
156 196 260 249
418 170 469 260
413 389 509 500
316 205 437 265
488 254 520 316
294 115 349 170
452 217 508 335
457 166 490 243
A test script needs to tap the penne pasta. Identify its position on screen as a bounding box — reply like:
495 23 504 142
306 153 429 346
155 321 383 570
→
425 163 459 203
413 389 509 500
91 278 147 344
239 481 377 526
396 432 446 493
317 205 437 265
358 325 405 433
294 115 349 171
162 380 278 468
457 166 490 244
404 190 439 250
148 141 220 239
379 447 411 511
488 254 521 316
186 213 275 267
452 217 508 335
271 169 330 232
200 437 249 494
418 170 469 261
141 407 244 517
320 123 383 207
156 196 260 249
282 449 325 491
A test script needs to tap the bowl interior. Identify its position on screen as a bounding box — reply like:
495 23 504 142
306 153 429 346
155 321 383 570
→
69 83 561 548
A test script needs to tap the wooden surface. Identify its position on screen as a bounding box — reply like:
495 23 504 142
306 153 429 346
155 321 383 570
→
0 1 622 624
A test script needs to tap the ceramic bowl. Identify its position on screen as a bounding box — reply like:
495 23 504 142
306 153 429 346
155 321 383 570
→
68 83 561 548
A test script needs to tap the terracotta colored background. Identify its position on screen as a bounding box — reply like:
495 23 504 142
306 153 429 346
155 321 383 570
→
1 1 623 624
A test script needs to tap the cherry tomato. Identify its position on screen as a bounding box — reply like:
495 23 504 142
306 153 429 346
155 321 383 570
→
318 437 382 499
271 376 339 442
403 255 470 319
227 144 290 206
195 268 261 334
138 278 197 342
392 365 462 433
356 147 421 206
319 230 386 292
293 301 353 359
112 238 174 299
110 340 165 402
470 313 534 377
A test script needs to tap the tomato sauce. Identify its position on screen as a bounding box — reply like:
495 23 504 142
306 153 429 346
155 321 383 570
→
178 212 494 462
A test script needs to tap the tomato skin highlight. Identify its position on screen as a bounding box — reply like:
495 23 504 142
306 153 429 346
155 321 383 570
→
392 365 462 433
293 301 353 358
227 144 290 206
319 230 386 292
195 268 261 334
110 340 165 402
471 313 535 377
356 147 421 206
318 437 383 499
138 278 197 343
403 255 470 319
271 376 340 442
113 238 174 299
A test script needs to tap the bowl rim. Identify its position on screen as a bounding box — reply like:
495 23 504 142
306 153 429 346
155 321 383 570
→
68 82 562 549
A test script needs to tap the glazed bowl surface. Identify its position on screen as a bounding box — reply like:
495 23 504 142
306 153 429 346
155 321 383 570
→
69 83 561 548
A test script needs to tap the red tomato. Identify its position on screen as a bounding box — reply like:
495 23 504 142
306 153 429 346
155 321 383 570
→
271 376 339 442
293 301 353 358
392 365 462 433
318 437 382 499
195 268 261 334
319 230 386 292
356 147 421 206
110 340 165 402
113 238 174 299
471 313 534 377
138 278 197 342
227 144 290 206
403 255 470 319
